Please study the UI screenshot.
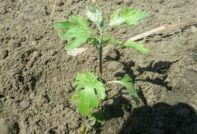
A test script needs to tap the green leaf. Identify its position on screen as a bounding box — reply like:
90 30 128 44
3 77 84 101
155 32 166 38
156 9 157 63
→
71 72 106 117
53 16 91 50
103 34 122 46
109 8 147 27
86 6 103 27
89 37 100 49
108 75 140 104
53 21 74 30
120 75 140 104
123 40 149 55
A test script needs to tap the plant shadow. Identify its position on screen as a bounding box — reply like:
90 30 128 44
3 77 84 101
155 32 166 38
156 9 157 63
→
93 91 132 122
119 102 197 134
101 94 132 120
115 59 179 91
92 92 132 131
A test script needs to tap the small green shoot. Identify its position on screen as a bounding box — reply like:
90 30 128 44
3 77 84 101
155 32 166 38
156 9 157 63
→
54 7 148 75
54 6 148 125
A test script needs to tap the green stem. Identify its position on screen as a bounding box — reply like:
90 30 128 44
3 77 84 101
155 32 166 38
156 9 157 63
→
98 26 103 76
99 42 103 75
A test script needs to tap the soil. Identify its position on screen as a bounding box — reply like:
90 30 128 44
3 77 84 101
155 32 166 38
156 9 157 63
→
0 0 197 134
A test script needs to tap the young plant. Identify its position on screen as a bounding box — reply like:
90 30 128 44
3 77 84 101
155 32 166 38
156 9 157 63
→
54 6 148 124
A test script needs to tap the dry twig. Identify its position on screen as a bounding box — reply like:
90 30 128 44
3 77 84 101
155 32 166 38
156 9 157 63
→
129 20 197 41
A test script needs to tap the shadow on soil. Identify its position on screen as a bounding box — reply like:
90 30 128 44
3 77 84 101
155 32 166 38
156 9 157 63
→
93 92 132 127
99 57 196 134
119 102 197 134
102 94 132 120
115 59 179 91
95 95 197 134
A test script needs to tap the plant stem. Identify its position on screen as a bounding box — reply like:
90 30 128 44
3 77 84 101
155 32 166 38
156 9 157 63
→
99 41 103 75
98 27 103 76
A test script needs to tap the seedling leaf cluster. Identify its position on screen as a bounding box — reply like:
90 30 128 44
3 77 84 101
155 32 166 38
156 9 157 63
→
54 6 148 123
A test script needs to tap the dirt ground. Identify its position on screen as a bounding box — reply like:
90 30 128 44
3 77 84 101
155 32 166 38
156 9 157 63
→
0 0 197 134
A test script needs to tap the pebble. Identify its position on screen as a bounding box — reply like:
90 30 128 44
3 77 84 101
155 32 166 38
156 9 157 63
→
191 26 197 33
29 92 35 100
105 49 120 61
107 61 122 71
20 100 30 110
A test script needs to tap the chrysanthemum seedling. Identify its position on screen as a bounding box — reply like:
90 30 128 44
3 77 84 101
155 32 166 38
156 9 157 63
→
54 6 148 124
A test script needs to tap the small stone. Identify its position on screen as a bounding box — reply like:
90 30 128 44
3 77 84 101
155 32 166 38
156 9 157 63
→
191 26 197 33
20 100 30 110
107 61 122 71
0 50 9 59
0 118 19 134
29 92 35 100
105 49 120 61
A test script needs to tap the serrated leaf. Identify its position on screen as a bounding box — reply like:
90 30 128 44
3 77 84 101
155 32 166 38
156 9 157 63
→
123 40 149 55
71 72 106 117
54 16 91 50
108 75 140 104
86 6 103 27
109 8 147 27
78 88 99 116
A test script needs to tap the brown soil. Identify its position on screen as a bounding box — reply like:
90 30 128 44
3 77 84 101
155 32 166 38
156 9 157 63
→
0 0 197 134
